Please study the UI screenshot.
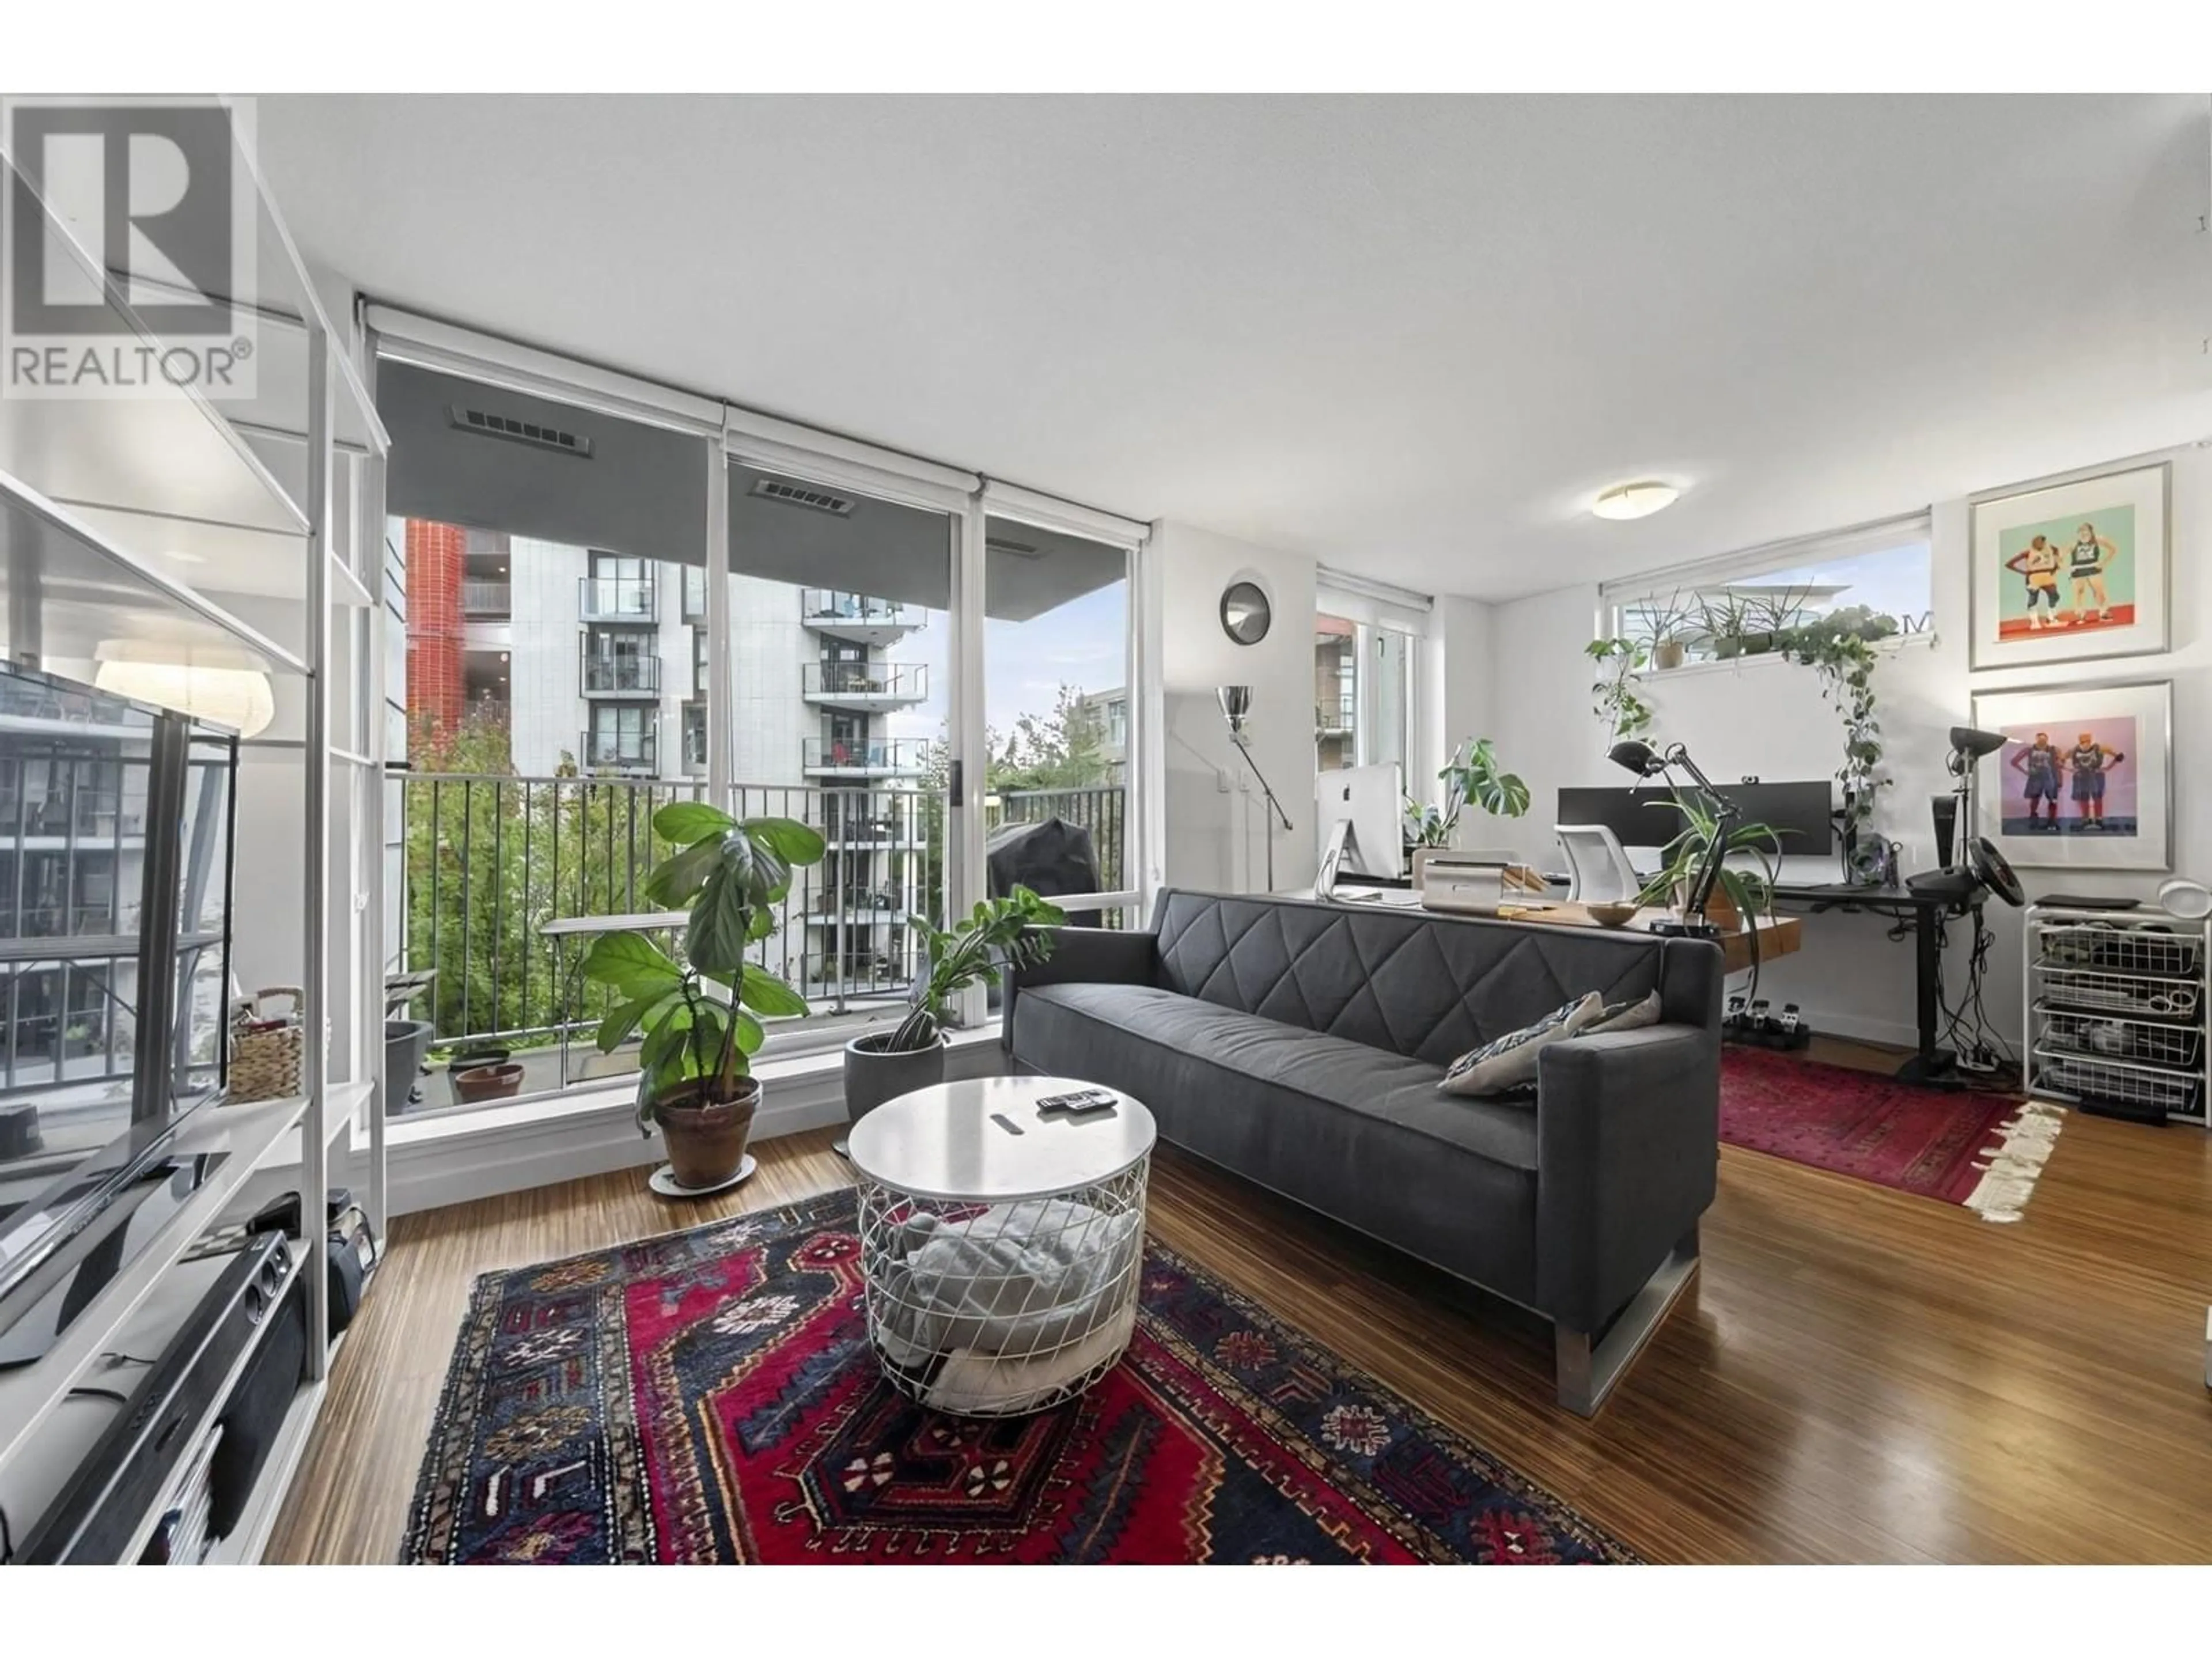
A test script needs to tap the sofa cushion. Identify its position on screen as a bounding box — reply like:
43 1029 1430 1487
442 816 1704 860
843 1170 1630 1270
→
1586 988 1663 1035
1150 890 1667 1066
1010 980 1541 1300
1440 991 1604 1098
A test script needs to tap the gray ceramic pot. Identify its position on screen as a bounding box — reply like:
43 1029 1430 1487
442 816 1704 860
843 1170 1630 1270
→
842 1032 948 1142
383 1018 434 1119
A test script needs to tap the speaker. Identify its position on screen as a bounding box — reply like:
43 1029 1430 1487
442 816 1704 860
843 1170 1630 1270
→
1931 795 1959 869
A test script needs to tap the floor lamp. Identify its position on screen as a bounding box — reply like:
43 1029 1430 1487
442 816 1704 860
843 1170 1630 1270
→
1218 686 1293 892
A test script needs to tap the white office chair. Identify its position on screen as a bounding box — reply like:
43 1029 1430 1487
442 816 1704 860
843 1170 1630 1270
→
1556 824 1645 905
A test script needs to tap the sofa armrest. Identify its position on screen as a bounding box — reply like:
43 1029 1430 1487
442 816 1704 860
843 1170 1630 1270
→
1533 1022 1720 1332
1001 926 1158 1051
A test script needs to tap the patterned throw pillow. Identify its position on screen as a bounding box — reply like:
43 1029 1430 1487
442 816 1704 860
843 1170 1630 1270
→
1584 990 1662 1035
1438 991 1605 1098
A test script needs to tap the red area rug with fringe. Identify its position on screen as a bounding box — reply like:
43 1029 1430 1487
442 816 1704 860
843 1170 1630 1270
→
1720 1048 2061 1219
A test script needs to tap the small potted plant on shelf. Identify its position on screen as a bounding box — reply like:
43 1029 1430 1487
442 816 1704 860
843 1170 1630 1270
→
842 887 1066 1139
1638 590 1699 671
579 801 824 1192
1404 737 1530 885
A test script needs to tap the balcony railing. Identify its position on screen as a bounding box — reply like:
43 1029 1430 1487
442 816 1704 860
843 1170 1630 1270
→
580 725 658 772
579 652 662 696
462 578 511 618
1316 696 1355 734
801 737 929 775
578 574 657 623
986 785 1126 896
800 661 929 703
801 590 909 628
396 774 950 1091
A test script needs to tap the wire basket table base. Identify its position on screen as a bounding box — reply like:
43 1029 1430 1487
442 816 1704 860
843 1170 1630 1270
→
856 1158 1151 1418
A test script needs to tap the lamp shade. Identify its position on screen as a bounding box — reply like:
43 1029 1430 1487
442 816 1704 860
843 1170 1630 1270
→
94 639 275 737
1217 685 1253 737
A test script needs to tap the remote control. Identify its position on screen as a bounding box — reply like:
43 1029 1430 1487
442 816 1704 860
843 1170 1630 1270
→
1037 1088 1118 1117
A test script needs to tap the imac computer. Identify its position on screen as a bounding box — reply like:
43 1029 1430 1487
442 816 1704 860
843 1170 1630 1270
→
1315 763 1404 892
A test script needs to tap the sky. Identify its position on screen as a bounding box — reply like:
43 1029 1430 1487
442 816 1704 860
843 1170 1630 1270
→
882 581 1128 747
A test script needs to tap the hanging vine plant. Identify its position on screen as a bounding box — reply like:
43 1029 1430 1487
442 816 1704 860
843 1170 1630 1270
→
1585 637 1654 745
1779 607 1897 882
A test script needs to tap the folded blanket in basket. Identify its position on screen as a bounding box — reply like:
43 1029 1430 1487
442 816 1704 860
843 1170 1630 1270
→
873 1196 1142 1366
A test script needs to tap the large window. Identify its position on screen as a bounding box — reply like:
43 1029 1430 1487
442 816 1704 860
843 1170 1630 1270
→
1603 516 1934 671
724 460 953 1009
374 318 1149 1118
1314 582 1424 787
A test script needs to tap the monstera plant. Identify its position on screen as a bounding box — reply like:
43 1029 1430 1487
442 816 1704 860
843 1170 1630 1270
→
580 801 825 1191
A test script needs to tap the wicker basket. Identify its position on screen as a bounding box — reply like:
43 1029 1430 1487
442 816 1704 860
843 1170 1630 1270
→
230 986 305 1103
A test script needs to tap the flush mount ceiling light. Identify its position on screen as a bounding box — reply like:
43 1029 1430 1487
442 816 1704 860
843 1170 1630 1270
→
1592 481 1681 521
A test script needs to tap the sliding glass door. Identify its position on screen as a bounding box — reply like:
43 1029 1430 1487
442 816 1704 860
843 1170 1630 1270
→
980 510 1133 921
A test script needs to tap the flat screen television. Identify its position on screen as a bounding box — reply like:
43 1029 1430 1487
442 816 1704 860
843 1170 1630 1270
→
0 661 237 1343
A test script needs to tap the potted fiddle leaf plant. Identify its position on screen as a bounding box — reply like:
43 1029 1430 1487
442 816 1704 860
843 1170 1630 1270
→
841 887 1066 1143
580 801 825 1192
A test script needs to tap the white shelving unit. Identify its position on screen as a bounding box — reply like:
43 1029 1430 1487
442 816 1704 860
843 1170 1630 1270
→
0 101 389 1562
2025 901 2210 1128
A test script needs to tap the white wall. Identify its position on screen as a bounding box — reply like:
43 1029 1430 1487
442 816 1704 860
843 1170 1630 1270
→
1480 442 2212 1050
1429 593 1496 809
1154 521 1319 893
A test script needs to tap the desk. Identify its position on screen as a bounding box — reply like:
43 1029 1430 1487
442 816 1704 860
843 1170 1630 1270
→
1497 902 1802 976
1769 881 1979 1084
1315 887 1801 977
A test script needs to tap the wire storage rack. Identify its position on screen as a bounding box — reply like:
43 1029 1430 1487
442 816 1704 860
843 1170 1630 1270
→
2026 902 2211 1127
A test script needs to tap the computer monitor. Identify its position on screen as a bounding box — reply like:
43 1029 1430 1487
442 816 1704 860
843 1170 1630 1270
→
1315 763 1404 887
1555 780 1836 855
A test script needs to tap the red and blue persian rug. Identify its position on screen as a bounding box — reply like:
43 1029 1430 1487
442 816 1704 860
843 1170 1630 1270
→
403 1187 1631 1565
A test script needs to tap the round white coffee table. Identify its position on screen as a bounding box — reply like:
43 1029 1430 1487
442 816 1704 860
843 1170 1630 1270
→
847 1076 1157 1417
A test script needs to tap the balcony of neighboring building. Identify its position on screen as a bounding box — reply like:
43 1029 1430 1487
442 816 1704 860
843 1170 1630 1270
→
801 736 930 778
1316 692 1355 736
680 703 708 777
804 884 907 925
578 573 658 624
579 643 662 699
798 589 922 646
801 660 929 711
461 577 512 619
579 721 658 775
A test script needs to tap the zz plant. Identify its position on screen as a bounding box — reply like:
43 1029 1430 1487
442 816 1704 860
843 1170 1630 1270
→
882 887 1067 1052
580 801 825 1132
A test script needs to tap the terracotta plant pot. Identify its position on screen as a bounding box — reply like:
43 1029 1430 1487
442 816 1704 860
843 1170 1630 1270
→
452 1061 525 1103
1652 640 1688 671
843 1032 948 1135
656 1077 760 1190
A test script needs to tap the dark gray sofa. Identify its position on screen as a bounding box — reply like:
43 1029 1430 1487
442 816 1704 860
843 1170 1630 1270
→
1005 888 1722 1413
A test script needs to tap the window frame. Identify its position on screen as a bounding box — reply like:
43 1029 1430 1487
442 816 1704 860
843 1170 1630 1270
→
1597 511 1937 675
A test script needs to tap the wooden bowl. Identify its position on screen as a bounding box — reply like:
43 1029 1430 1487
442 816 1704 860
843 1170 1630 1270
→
1584 901 1640 928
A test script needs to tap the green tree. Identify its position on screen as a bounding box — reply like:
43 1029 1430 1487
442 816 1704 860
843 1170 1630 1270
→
991 684 1110 791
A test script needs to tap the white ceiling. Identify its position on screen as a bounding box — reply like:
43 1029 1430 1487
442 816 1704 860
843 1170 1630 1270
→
258 95 2212 602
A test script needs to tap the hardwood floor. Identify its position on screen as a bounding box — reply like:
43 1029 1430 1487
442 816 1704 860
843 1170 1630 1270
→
267 1040 2212 1564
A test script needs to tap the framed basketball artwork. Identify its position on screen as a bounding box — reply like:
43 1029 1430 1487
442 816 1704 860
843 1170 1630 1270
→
1972 679 2173 873
1968 460 2169 669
